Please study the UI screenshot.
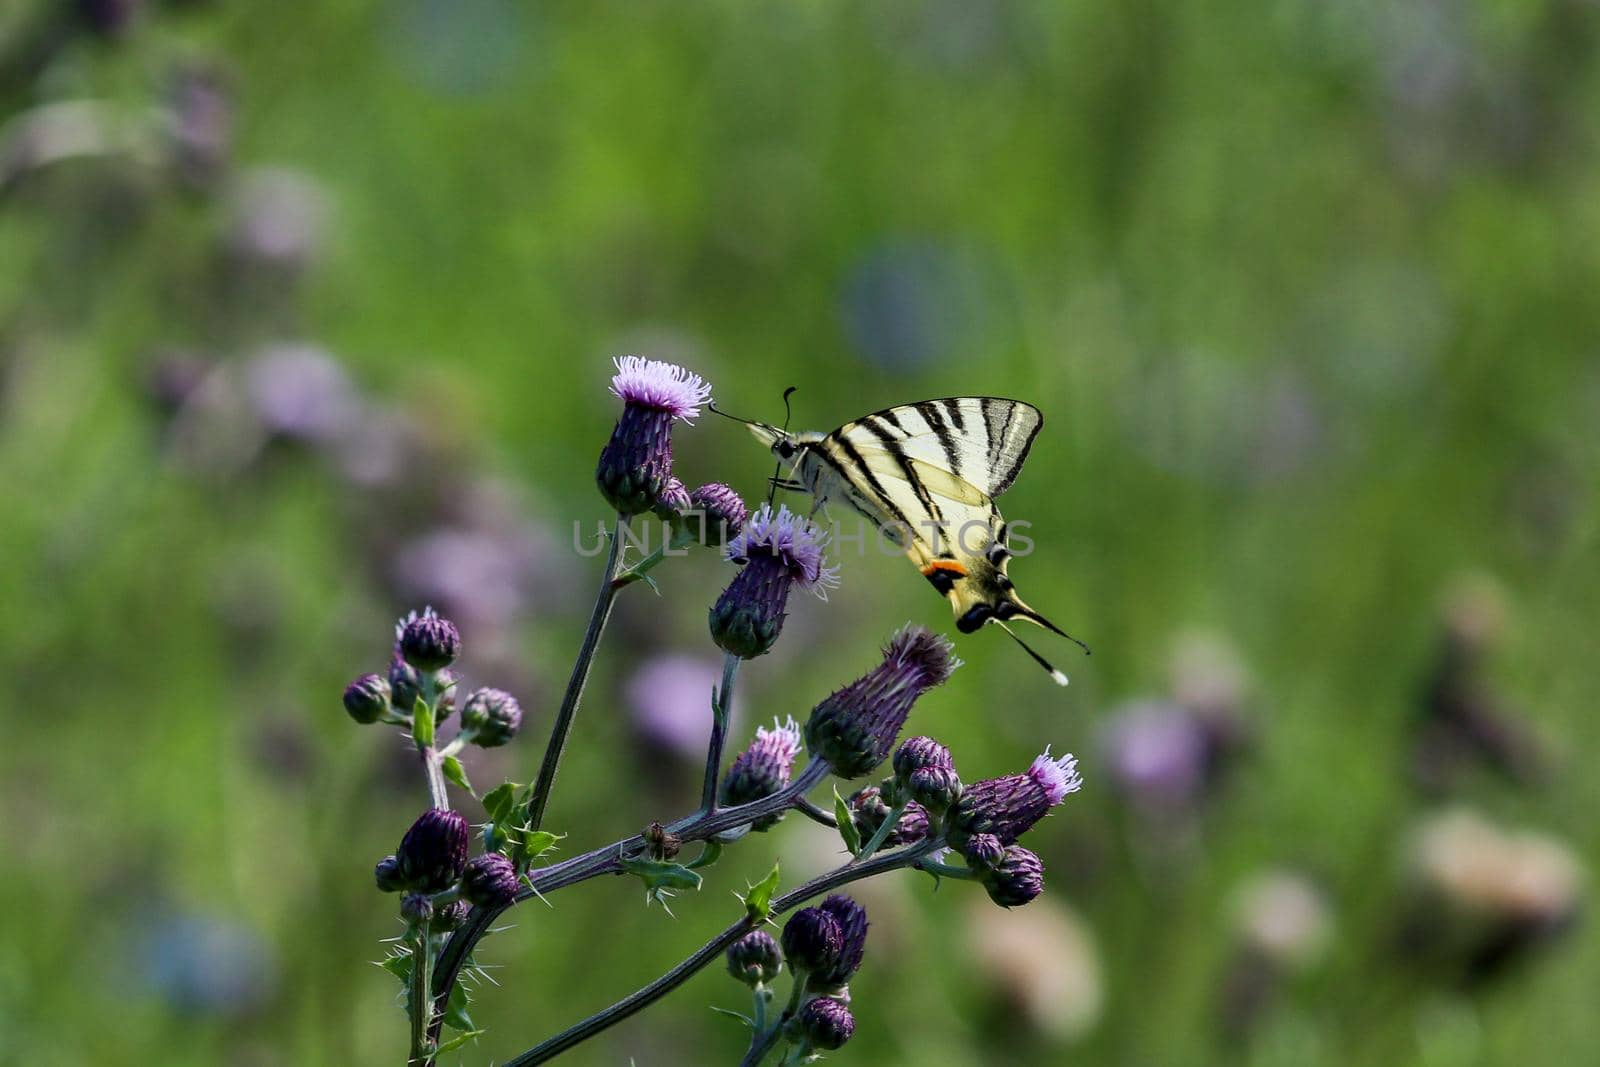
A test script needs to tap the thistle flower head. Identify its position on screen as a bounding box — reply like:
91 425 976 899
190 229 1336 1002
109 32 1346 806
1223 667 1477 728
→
805 625 958 778
893 735 955 779
374 854 405 893
687 482 748 546
961 833 1007 870
726 930 783 988
397 606 461 672
651 476 692 520
720 717 804 827
343 673 391 724
848 785 931 848
388 654 456 723
430 899 471 933
397 808 470 893
949 747 1081 847
906 764 963 815
460 687 523 748
982 845 1046 908
797 996 855 1051
808 895 869 992
711 506 838 658
725 504 839 593
597 358 710 515
400 892 434 926
781 906 844 976
608 356 711 422
461 852 520 908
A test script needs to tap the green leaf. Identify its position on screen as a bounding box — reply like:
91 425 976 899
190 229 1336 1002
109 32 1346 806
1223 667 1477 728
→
833 788 860 855
412 697 435 748
442 982 475 1032
380 952 412 984
743 860 781 923
685 840 724 870
710 1005 756 1028
482 782 518 823
441 756 474 795
522 830 561 860
620 855 705 893
434 1030 486 1056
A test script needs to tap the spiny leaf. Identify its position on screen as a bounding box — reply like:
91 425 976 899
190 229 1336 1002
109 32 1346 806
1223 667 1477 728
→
441 755 474 796
620 855 705 893
482 782 518 823
833 788 860 855
442 982 475 1032
742 860 781 923
434 1030 486 1056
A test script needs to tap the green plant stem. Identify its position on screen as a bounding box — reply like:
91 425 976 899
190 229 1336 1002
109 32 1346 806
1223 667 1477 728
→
742 975 806 1067
419 745 449 810
526 514 627 833
610 524 693 588
502 841 940 1067
854 798 909 861
700 653 742 813
408 926 434 1065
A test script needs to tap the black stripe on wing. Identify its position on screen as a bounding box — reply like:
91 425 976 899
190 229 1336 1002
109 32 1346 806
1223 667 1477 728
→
853 416 945 525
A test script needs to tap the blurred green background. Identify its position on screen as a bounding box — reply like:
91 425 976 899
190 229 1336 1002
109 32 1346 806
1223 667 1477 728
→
3 1 1598 1064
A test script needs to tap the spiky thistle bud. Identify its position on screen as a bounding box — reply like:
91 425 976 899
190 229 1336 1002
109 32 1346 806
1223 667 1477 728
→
982 845 1046 908
460 688 522 748
905 764 963 816
430 899 471 933
650 476 692 521
848 785 931 847
400 892 434 926
343 673 391 724
720 717 803 829
805 626 958 778
893 735 954 779
596 357 710 516
687 483 748 546
781 906 844 976
797 996 855 1051
388 654 456 723
948 747 1081 848
374 854 405 892
461 852 520 908
726 930 784 987
710 505 838 659
808 895 869 993
399 607 461 672
960 833 1006 871
397 808 470 893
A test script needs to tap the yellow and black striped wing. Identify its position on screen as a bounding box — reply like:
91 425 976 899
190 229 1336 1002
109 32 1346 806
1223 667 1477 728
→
833 397 1042 500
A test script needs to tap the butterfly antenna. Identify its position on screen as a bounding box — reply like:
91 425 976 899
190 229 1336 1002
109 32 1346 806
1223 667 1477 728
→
1014 605 1092 657
765 385 798 507
707 402 756 426
995 620 1070 687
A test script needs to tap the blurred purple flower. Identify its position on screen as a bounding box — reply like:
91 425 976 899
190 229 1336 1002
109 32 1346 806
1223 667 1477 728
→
244 344 360 445
627 654 741 762
1097 700 1210 812
227 168 329 274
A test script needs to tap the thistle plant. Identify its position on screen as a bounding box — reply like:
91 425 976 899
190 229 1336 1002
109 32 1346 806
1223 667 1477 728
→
339 357 1087 1065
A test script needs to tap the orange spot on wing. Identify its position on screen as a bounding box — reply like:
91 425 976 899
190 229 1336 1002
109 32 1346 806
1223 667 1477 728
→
920 560 969 578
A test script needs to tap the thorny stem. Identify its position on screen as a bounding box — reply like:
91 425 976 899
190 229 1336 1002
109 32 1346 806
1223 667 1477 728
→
419 746 449 811
425 763 835 1052
742 974 807 1067
700 653 742 813
407 925 435 1065
526 514 627 833
502 841 940 1067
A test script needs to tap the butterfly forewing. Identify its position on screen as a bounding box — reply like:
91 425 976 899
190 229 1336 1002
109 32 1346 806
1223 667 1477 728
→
832 398 1042 499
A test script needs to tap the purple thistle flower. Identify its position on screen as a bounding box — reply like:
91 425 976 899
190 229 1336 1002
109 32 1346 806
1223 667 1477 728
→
400 893 434 926
982 845 1046 908
781 907 844 976
461 852 520 908
848 785 931 847
720 717 803 829
596 357 710 515
893 735 955 779
460 688 522 748
804 625 958 778
905 764 963 815
726 930 783 987
949 746 1081 846
650 476 692 521
397 809 469 893
710 505 838 659
687 482 748 546
809 895 869 992
797 996 855 1051
398 606 461 672
342 673 391 724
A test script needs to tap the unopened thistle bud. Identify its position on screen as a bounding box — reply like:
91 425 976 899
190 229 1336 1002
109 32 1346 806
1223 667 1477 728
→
893 735 954 779
805 626 958 778
650 476 692 521
710 505 838 659
848 785 931 847
797 996 855 1051
343 673 391 724
808 895 869 993
397 808 470 893
430 899 471 933
460 688 522 748
388 654 457 722
400 892 434 926
906 765 963 816
596 356 711 516
961 833 1007 871
781 906 844 976
461 852 520 908
399 607 461 672
720 717 803 829
948 747 1081 848
687 483 748 546
982 845 1046 908
374 854 405 892
726 930 784 987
